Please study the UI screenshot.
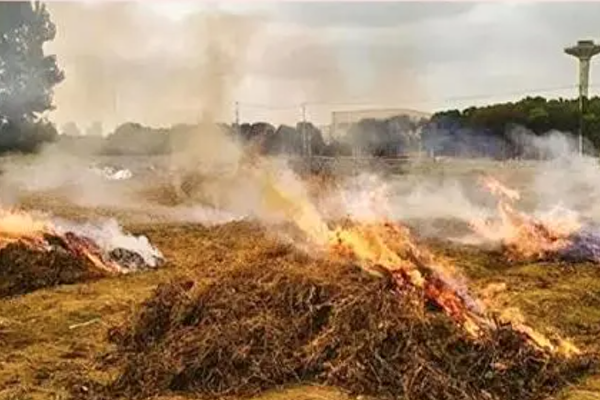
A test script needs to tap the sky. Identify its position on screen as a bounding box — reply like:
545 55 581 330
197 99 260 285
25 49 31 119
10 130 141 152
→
43 1 600 133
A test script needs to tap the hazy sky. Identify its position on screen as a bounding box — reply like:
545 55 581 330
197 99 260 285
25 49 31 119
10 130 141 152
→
44 1 600 132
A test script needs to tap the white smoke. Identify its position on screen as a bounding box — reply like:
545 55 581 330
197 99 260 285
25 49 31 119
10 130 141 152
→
53 218 163 267
301 127 600 243
319 171 491 224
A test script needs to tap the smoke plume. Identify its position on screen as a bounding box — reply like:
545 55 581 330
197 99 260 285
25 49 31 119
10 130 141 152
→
53 217 163 267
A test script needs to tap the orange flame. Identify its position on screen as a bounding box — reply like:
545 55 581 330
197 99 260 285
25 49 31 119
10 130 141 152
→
322 178 580 355
234 159 580 356
0 209 52 250
471 176 581 262
0 208 131 275
328 220 490 337
327 217 580 356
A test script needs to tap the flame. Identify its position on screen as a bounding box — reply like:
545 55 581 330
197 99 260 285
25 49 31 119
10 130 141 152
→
0 209 52 249
481 175 521 202
244 159 491 336
327 217 581 356
323 176 579 355
252 161 492 335
328 220 491 337
247 157 331 246
471 176 582 262
193 154 582 357
0 207 152 275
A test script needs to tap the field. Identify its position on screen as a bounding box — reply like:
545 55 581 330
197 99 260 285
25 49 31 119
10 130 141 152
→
1 158 600 400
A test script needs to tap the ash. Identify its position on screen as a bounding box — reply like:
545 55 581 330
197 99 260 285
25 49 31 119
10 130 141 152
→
108 247 164 272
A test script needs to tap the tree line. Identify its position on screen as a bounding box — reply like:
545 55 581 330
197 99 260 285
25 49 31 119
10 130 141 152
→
58 96 600 160
1 2 599 159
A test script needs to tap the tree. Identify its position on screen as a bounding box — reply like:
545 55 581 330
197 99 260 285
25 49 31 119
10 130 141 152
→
61 121 81 136
0 1 64 153
422 96 600 159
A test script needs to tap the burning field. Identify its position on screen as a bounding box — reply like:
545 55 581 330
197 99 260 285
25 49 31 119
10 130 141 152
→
0 208 164 298
63 164 600 399
2 216 600 400
470 176 600 265
3 158 600 400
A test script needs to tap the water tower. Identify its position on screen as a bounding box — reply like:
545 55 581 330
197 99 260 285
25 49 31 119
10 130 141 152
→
564 40 600 154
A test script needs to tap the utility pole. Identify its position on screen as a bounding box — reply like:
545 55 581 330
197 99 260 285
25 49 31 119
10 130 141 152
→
301 103 307 157
234 101 240 138
565 40 600 155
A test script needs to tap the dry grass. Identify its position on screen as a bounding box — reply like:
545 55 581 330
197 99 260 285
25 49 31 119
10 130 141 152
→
2 171 600 399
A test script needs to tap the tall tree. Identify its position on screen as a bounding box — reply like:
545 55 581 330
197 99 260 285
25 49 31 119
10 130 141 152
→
0 1 63 152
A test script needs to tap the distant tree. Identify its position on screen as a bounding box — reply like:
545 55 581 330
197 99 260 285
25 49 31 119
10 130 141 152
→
61 121 81 136
0 1 64 153
275 125 301 155
322 139 352 157
341 115 421 157
247 122 276 154
102 121 169 155
424 96 600 159
296 122 326 156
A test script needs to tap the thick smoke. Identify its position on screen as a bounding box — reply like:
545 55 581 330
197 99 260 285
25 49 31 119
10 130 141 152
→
167 11 259 172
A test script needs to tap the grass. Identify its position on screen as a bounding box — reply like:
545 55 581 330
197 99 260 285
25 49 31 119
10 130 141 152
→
431 241 600 400
1 220 599 399
2 163 600 399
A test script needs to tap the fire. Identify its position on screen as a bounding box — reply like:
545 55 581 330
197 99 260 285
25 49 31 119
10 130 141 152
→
327 218 581 356
0 208 52 249
235 154 580 356
322 177 581 355
0 207 162 275
471 176 583 262
329 220 489 336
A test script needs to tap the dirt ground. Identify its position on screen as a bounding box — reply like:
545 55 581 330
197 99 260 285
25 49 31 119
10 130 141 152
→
2 170 600 399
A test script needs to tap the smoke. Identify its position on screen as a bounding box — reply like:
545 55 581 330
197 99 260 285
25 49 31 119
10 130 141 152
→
26 2 600 246
316 171 491 239
0 142 138 208
306 126 600 242
53 217 163 267
36 5 328 235
167 11 260 173
46 2 259 131
156 205 244 226
524 130 600 220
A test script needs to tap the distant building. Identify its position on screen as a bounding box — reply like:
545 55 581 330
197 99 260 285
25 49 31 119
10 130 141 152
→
331 108 431 138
